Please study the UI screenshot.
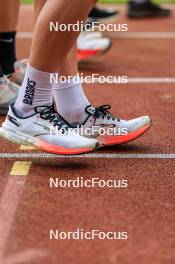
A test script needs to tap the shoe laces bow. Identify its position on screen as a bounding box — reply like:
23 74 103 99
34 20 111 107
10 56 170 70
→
38 106 68 130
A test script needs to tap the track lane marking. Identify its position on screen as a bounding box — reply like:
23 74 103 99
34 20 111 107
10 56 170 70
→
127 78 175 83
0 176 26 263
0 153 175 159
5 248 48 264
0 169 47 264
91 77 175 84
20 145 36 150
10 161 32 176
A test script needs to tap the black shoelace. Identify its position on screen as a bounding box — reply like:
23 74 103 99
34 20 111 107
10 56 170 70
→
38 106 68 130
94 104 120 121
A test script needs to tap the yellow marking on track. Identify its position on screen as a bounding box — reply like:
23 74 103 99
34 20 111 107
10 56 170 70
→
10 161 32 176
20 145 36 150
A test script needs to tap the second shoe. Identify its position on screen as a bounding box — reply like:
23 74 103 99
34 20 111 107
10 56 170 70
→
70 104 151 147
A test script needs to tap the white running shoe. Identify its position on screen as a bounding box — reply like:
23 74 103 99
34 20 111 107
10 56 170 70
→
0 76 19 115
79 31 103 40
77 35 111 52
77 36 112 61
0 105 98 155
71 105 151 147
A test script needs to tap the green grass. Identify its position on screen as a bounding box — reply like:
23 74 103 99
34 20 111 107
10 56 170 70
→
21 0 175 3
21 0 32 3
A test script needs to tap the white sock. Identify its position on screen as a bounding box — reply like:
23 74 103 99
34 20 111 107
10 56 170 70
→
14 64 53 116
53 77 90 124
131 0 147 4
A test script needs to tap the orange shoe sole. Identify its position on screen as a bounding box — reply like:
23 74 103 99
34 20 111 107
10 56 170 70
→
35 140 98 155
77 49 100 61
98 123 151 147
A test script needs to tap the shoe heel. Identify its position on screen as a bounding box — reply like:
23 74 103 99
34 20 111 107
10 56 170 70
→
0 126 34 146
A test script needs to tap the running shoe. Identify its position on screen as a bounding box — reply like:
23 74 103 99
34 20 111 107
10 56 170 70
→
128 0 171 18
77 35 112 61
79 31 103 40
72 105 151 147
0 105 98 155
0 76 19 115
88 6 119 24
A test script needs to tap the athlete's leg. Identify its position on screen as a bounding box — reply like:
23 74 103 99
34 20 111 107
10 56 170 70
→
33 0 90 123
0 0 20 76
15 0 94 120
34 0 47 21
0 0 20 115
34 0 77 76
0 0 20 31
30 0 96 72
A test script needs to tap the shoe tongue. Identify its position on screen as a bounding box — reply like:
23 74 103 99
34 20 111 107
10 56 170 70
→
85 105 96 115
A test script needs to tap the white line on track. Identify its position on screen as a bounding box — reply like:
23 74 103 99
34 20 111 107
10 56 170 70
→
127 77 175 83
0 153 175 159
92 77 175 84
17 32 175 39
5 249 47 264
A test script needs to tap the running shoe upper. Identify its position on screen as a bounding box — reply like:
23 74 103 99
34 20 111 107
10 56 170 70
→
3 104 98 149
74 105 151 138
88 6 118 23
77 35 111 51
128 0 171 18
